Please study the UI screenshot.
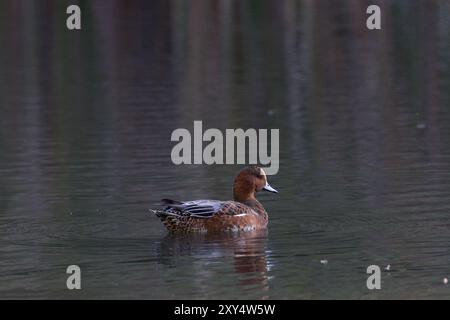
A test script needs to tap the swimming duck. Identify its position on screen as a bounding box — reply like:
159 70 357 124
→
151 166 278 233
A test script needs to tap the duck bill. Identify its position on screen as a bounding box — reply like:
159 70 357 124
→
263 184 278 193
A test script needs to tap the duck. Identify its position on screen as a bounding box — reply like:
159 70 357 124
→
151 166 278 233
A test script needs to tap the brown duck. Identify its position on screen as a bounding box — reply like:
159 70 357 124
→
151 166 278 233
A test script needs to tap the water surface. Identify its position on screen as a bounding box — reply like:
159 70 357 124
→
1 0 450 299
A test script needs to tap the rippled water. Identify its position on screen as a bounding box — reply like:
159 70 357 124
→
1 0 450 299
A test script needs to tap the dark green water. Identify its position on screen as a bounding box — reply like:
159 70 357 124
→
1 0 450 299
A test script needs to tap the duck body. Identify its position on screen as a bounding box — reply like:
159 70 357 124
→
154 199 268 233
151 166 277 233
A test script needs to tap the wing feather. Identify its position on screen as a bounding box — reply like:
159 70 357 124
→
159 199 225 218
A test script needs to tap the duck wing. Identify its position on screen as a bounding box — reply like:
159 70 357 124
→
160 199 226 218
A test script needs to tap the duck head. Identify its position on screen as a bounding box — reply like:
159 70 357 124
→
233 166 278 202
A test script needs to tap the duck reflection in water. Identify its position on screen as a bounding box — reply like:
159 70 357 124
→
156 229 271 298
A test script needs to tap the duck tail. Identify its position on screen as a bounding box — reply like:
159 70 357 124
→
150 199 187 232
149 208 184 219
149 209 182 232
149 209 167 218
149 199 184 216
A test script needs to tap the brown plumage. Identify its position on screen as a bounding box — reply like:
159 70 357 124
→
150 166 278 233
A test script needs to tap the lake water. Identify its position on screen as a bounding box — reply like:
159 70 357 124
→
1 0 450 299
